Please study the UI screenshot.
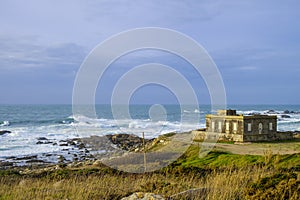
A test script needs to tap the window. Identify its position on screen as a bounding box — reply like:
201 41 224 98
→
233 123 237 132
269 123 273 131
248 123 252 132
218 121 222 132
259 123 263 134
226 122 230 131
211 121 215 131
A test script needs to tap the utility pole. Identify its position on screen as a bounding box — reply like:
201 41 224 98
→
142 132 147 172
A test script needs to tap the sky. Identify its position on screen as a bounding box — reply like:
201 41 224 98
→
0 0 299 105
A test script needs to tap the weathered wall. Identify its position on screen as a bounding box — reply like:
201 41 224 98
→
203 113 291 142
243 115 277 135
275 132 293 140
206 115 244 135
192 130 221 141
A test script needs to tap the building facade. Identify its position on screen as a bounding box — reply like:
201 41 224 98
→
203 110 291 142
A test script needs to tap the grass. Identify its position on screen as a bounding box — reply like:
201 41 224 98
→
0 144 299 199
175 144 265 168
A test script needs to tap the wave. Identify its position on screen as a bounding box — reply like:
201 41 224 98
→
60 117 75 124
0 121 9 127
1 117 76 127
277 118 300 124
235 110 300 131
69 114 200 137
183 109 202 114
194 109 200 113
239 109 300 115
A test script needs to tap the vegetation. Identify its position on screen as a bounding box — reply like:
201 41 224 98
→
0 144 299 199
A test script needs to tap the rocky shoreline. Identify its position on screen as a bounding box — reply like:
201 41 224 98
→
1 130 299 170
0 133 158 170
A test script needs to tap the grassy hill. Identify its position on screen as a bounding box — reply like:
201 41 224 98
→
0 140 299 199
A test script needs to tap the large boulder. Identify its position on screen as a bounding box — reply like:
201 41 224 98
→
121 192 165 200
106 134 151 151
0 130 11 135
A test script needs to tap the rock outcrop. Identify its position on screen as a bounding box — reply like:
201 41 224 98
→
121 192 165 200
0 130 11 135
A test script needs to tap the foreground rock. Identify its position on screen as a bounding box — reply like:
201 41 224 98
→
121 192 165 200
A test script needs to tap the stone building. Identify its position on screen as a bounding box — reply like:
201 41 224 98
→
196 109 293 142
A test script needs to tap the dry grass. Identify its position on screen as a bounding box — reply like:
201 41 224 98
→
0 144 299 199
1 166 298 200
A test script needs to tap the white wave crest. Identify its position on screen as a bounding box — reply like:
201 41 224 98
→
0 121 10 127
194 109 200 113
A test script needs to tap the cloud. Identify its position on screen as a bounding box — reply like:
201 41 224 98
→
211 47 284 71
236 66 258 71
83 0 223 28
0 0 299 104
0 35 87 70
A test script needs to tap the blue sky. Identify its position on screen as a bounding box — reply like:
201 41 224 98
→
0 0 299 104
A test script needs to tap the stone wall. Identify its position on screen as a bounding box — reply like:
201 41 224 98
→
206 115 244 135
202 111 295 142
192 131 293 143
205 113 281 142
243 115 277 135
275 132 293 140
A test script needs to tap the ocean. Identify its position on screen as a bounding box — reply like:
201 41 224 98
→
0 104 300 160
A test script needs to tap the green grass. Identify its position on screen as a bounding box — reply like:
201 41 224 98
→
172 144 300 170
174 145 265 169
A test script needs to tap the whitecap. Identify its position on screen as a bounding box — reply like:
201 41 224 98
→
0 120 10 127
194 109 200 113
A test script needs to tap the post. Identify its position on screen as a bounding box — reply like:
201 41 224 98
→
142 132 147 172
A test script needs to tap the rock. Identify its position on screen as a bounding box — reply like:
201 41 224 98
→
283 110 290 114
77 143 85 149
106 134 149 151
15 155 38 160
121 192 165 200
6 156 16 159
36 137 53 144
68 141 76 146
281 115 291 118
58 155 65 163
0 161 13 167
25 159 45 163
0 130 11 135
37 137 48 140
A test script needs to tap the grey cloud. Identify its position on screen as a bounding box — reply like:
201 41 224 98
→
211 47 285 71
0 35 87 70
83 0 223 27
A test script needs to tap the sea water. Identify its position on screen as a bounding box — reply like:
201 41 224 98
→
0 104 299 158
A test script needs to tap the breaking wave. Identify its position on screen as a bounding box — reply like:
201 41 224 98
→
0 121 10 127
